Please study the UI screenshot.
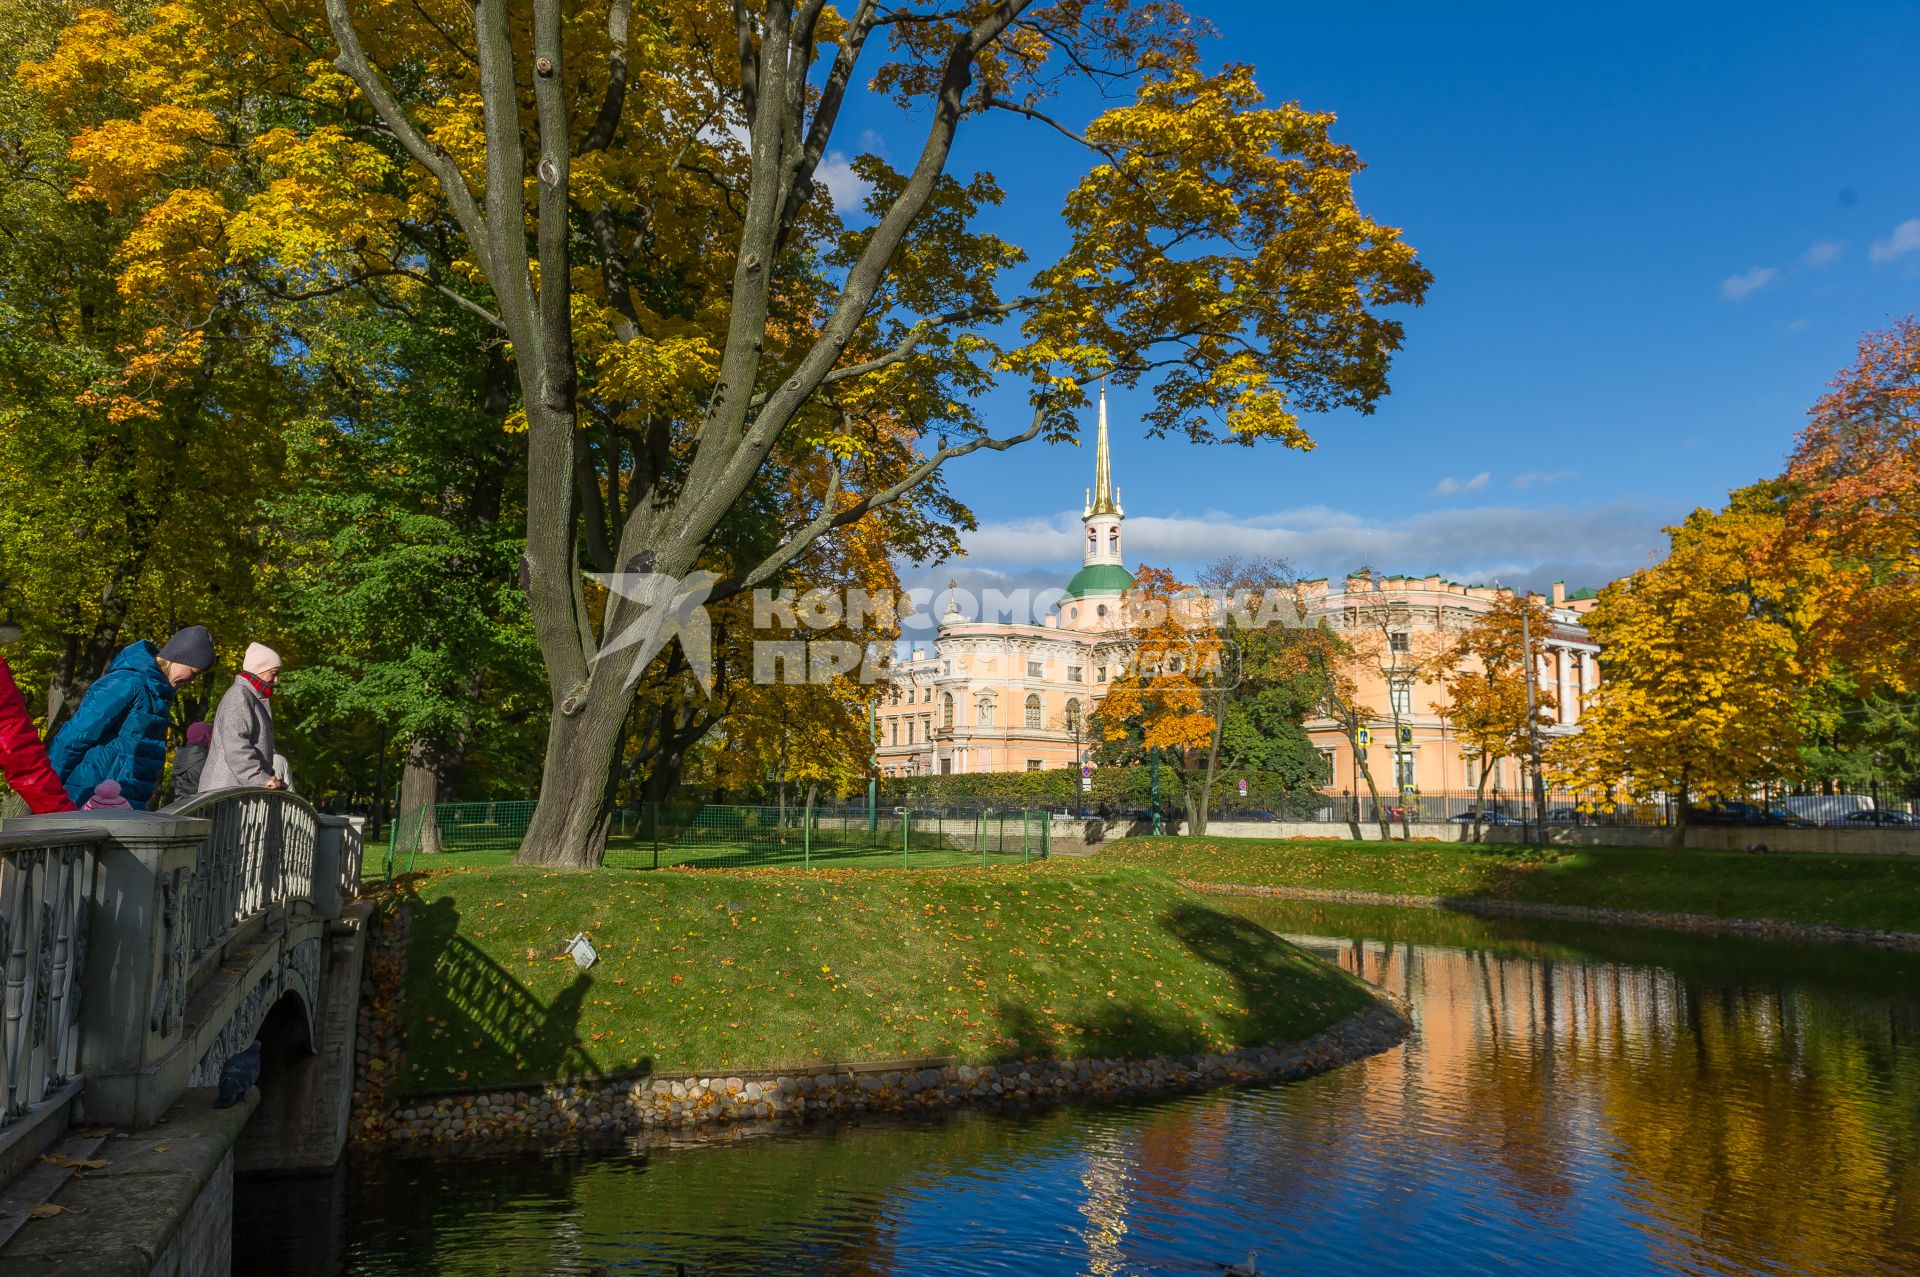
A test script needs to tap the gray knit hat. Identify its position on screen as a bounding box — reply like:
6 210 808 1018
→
158 625 215 672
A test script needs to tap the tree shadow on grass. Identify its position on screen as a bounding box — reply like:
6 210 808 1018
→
1160 903 1375 1044
401 894 608 1094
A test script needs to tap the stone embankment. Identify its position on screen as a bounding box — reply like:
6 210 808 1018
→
1186 881 1920 951
373 1002 1407 1148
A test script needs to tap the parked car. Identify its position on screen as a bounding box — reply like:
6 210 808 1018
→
1839 809 1914 827
1687 801 1801 827
1544 807 1584 824
1452 810 1518 825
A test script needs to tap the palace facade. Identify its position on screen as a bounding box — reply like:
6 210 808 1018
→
873 395 1601 797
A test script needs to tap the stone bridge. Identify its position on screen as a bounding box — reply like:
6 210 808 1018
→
0 790 368 1273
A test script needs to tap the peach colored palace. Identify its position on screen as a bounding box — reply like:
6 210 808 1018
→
874 391 1601 795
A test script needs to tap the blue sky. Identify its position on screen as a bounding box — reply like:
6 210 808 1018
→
827 2 1920 601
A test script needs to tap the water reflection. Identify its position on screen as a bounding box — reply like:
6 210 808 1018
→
242 904 1920 1276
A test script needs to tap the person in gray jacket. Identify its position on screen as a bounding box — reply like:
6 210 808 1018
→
199 643 285 793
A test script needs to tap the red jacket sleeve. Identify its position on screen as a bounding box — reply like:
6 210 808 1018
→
0 657 78 814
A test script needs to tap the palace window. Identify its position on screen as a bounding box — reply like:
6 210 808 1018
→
1095 665 1107 682
1026 759 1044 772
942 693 954 729
1068 665 1083 682
906 719 914 745
890 687 900 706
1065 699 1083 734
891 720 900 747
1395 750 1416 791
1390 683 1412 716
1025 693 1042 730
1027 660 1044 679
922 715 931 741
1389 631 1411 654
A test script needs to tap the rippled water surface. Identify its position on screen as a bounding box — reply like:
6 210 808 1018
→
240 903 1920 1275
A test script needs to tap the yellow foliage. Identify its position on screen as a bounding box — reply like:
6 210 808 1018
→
115 187 228 310
67 106 217 212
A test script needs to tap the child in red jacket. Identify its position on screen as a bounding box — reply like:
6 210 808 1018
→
0 656 77 814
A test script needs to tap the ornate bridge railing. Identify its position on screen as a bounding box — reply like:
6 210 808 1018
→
0 791 364 1148
0 830 98 1136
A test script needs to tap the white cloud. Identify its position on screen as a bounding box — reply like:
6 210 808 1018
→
1870 218 1920 264
1720 266 1779 300
932 500 1675 598
1786 318 1812 333
1803 240 1844 267
1432 472 1491 497
1511 470 1577 489
815 151 871 210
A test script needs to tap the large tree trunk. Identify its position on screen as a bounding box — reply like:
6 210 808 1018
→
397 737 447 855
1671 777 1690 851
518 674 632 866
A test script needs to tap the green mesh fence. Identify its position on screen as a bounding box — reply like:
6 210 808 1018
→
382 801 1049 879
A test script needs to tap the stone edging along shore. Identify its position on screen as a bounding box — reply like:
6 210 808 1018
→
353 903 1411 1148
1183 881 1920 951
370 1003 1408 1148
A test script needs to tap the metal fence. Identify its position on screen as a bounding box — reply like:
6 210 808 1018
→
383 801 1050 877
1255 789 1920 829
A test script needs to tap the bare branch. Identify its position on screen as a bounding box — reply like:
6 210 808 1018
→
714 397 1048 601
323 0 493 275
748 296 1029 410
578 0 631 155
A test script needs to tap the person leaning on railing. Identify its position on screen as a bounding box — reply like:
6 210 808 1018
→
199 643 285 793
47 625 214 811
0 653 76 814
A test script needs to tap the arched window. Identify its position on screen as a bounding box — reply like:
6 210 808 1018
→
942 693 954 728
1065 699 1083 734
1108 530 1119 553
977 695 995 727
1025 693 1042 730
1087 528 1097 550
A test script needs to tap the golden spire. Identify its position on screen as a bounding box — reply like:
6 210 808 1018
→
1087 382 1122 518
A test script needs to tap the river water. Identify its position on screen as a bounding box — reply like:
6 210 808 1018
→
240 901 1920 1275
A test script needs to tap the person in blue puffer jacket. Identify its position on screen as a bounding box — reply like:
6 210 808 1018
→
47 626 214 810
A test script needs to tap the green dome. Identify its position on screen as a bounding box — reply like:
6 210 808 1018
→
1063 563 1134 599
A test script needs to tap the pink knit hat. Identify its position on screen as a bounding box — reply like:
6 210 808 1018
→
243 643 282 677
83 780 132 811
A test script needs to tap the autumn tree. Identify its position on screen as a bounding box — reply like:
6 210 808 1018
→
1093 566 1224 832
1780 316 1920 695
1428 593 1556 838
1551 507 1808 846
1327 574 1449 837
34 1 1430 865
0 3 291 723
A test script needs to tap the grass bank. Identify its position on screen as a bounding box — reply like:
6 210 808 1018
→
390 863 1376 1096
1098 838 1920 934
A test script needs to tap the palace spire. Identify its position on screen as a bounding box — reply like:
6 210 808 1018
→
1084 383 1123 518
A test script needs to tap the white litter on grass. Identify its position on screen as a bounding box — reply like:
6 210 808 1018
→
565 932 598 970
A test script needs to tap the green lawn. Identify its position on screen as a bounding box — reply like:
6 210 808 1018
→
389 862 1376 1096
382 832 1037 876
1098 837 1920 934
